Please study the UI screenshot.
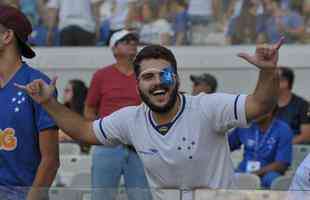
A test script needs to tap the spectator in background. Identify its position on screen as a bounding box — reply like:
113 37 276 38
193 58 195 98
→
46 0 101 46
104 0 141 45
166 0 189 45
19 0 46 28
139 0 173 45
84 30 151 200
301 0 310 43
187 0 220 45
58 79 90 153
0 5 59 199
229 106 293 188
28 1 60 46
225 0 266 45
188 0 220 24
190 73 218 95
262 0 304 44
277 66 310 144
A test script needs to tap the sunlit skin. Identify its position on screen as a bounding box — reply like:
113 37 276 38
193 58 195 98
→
137 58 179 114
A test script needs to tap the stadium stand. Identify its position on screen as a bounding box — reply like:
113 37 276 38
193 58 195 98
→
233 173 261 190
59 143 81 155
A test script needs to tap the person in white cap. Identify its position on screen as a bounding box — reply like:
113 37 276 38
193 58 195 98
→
84 29 151 200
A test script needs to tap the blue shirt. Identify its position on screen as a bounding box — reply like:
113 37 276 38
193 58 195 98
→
0 63 56 187
228 119 293 172
225 14 265 37
262 11 303 44
170 10 189 45
20 0 39 27
29 26 60 46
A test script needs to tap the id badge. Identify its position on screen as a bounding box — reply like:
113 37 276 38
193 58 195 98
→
246 161 261 173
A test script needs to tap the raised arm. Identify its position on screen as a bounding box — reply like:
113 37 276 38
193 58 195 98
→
239 37 284 122
15 78 101 145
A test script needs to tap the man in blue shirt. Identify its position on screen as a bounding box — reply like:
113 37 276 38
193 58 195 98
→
0 5 59 200
261 0 304 44
229 106 293 188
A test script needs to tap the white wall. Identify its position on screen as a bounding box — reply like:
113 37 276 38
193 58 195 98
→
24 45 310 101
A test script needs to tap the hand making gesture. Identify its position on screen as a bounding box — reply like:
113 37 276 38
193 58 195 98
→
15 77 57 104
238 37 285 70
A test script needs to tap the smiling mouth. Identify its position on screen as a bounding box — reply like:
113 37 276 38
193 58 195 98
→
152 89 167 96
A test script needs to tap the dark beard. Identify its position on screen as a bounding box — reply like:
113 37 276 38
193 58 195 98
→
139 82 179 114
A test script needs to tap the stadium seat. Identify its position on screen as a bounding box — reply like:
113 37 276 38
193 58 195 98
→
292 145 310 171
59 143 81 155
70 172 91 186
57 155 92 186
270 175 293 190
231 147 244 168
234 173 261 189
50 172 91 200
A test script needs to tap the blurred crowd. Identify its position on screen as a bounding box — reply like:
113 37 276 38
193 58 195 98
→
1 0 310 46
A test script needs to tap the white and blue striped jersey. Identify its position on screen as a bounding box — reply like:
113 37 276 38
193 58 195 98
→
92 93 248 199
290 153 310 190
288 153 310 200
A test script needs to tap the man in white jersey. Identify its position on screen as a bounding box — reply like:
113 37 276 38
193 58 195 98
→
290 153 310 190
288 154 310 199
16 39 283 200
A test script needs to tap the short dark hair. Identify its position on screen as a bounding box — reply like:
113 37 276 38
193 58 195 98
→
133 45 178 77
279 66 295 90
190 73 218 93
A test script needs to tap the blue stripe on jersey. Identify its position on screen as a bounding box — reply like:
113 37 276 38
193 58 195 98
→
99 118 107 139
148 94 186 135
234 95 240 120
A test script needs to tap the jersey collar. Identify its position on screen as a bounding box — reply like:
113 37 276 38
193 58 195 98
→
148 93 186 136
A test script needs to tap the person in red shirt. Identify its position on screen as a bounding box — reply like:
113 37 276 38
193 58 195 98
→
84 30 151 200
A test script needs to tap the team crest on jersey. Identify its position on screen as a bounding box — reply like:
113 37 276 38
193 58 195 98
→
247 139 256 147
159 126 168 133
266 137 276 145
11 91 26 113
0 128 17 151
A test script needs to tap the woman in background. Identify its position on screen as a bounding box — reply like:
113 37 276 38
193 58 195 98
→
59 79 90 153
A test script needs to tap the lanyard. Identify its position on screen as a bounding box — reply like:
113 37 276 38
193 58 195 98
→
254 120 274 160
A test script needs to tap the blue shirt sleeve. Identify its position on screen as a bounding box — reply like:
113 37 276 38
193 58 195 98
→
275 123 293 165
228 128 242 151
